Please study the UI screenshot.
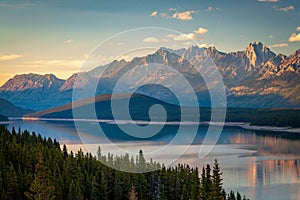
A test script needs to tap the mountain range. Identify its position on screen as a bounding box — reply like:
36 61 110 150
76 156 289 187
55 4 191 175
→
0 41 299 112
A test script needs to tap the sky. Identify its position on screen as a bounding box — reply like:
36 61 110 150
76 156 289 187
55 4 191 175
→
0 0 299 86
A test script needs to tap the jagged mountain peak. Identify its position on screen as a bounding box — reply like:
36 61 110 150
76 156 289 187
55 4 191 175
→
245 41 276 67
1 42 299 110
59 72 93 91
0 73 65 92
246 42 269 53
291 49 300 57
207 46 223 55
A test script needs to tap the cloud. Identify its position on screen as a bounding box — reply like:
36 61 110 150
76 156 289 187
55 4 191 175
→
166 26 208 42
288 33 300 42
204 6 213 12
24 59 83 68
0 2 37 9
270 43 288 47
151 8 198 21
150 11 158 17
168 33 198 41
143 37 161 43
198 43 210 48
159 12 167 17
64 39 73 44
204 6 222 12
273 5 294 12
0 54 23 61
194 27 208 35
258 0 278 2
172 10 194 21
297 27 300 31
279 5 294 11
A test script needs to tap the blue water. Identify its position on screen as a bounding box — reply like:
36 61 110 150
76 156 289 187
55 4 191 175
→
6 119 300 200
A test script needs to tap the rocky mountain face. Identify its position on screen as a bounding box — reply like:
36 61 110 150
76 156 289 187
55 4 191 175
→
0 73 64 92
0 74 65 110
228 48 300 107
0 42 299 111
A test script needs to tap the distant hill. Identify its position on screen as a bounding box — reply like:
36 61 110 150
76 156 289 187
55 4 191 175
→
25 93 187 122
0 98 32 117
1 42 300 110
25 93 300 128
0 114 8 122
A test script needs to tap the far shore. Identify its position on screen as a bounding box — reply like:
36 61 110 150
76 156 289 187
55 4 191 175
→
7 117 300 134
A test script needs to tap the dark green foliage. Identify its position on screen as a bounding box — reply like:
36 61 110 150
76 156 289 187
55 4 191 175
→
0 126 249 200
27 92 300 128
0 114 8 122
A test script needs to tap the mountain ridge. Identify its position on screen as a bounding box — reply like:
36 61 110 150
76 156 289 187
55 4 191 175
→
1 42 299 110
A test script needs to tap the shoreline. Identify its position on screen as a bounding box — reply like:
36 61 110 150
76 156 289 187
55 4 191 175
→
219 122 300 134
8 117 300 134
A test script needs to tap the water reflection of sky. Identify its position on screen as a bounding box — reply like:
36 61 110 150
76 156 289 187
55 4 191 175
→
6 119 300 200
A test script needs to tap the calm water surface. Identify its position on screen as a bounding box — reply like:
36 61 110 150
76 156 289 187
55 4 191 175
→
6 119 300 200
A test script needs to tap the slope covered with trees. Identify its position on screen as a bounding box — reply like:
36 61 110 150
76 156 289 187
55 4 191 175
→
0 114 8 122
0 126 248 200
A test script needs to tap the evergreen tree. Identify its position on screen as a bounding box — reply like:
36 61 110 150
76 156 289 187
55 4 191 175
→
0 126 249 200
237 192 242 200
25 154 55 200
210 159 224 200
138 149 146 172
67 180 83 200
6 163 21 200
129 185 138 200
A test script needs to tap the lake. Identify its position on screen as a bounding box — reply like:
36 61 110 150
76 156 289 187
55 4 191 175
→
6 118 300 200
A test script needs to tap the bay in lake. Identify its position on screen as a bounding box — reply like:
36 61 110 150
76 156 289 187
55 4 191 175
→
6 119 300 200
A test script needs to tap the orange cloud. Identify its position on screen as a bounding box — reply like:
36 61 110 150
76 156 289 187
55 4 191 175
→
150 11 158 17
0 54 23 61
270 43 288 47
288 33 300 42
194 27 208 35
172 11 194 21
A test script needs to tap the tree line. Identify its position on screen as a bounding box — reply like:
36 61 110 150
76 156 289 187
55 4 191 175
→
0 126 248 200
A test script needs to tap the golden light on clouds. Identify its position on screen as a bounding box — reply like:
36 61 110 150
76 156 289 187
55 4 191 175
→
64 39 73 44
143 37 161 43
270 43 289 47
150 11 158 17
194 27 208 35
172 10 194 21
0 54 23 61
288 33 300 42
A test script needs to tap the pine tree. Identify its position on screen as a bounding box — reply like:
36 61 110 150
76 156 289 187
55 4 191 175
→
25 154 55 200
68 180 83 200
138 149 146 172
236 192 242 200
200 164 212 200
210 159 224 200
113 172 123 200
99 170 109 200
227 191 236 200
90 176 101 200
128 185 138 200
6 163 21 200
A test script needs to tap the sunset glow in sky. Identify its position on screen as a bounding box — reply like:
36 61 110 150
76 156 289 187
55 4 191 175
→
0 0 299 86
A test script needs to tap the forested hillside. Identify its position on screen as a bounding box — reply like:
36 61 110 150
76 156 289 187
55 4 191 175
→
0 115 8 122
0 126 248 200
